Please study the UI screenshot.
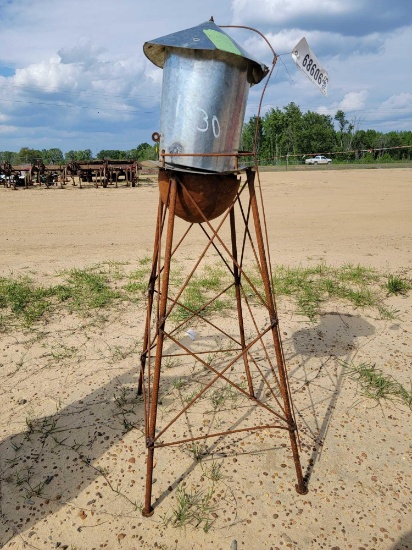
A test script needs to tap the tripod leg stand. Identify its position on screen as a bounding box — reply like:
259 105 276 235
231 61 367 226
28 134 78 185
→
138 196 163 397
139 170 307 516
141 179 178 516
247 168 307 494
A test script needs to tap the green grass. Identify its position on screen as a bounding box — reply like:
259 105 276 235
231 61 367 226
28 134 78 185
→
165 483 217 531
195 265 227 291
272 263 401 321
171 265 231 323
376 304 400 321
171 286 229 323
0 261 409 330
184 442 209 462
0 266 121 325
345 361 412 409
62 268 122 313
209 384 240 411
173 378 187 390
123 258 152 296
0 263 144 329
203 461 223 482
0 277 53 326
386 274 411 295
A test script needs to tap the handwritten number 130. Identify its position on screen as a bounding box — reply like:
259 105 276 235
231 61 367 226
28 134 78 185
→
196 108 221 138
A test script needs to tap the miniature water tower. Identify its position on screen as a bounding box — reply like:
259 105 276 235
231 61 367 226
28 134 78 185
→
139 18 307 517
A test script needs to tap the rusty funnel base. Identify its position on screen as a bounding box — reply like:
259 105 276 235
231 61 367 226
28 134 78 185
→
158 168 240 223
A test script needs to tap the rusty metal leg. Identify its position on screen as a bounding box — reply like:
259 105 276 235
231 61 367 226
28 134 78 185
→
230 207 255 398
138 196 164 396
247 168 307 495
142 178 178 517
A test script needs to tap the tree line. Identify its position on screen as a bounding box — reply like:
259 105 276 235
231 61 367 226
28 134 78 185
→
0 143 157 165
1 103 411 165
241 103 412 162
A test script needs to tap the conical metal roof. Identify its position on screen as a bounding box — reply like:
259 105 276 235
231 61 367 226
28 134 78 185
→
143 19 268 85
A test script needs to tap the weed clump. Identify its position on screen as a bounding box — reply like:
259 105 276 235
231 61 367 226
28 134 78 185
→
386 274 411 296
272 263 405 321
164 484 217 532
0 277 51 326
0 265 126 328
345 361 412 410
62 268 121 312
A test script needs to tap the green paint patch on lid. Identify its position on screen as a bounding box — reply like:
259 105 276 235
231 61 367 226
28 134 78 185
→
203 29 242 56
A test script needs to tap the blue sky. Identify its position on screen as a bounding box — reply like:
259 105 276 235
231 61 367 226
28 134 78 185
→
0 0 411 155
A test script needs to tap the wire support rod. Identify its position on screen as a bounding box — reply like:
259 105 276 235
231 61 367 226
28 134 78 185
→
152 327 290 445
154 424 290 449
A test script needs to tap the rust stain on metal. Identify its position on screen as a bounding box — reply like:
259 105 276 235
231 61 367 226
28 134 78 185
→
158 169 240 223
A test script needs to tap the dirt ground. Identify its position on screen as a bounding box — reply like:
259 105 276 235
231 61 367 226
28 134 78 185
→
1 167 411 274
0 168 411 549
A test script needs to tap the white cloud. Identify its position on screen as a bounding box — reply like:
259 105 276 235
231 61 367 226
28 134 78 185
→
232 0 412 36
0 124 17 135
58 40 106 67
316 91 368 119
13 60 79 91
381 93 412 111
233 0 353 25
339 91 368 111
7 45 161 114
242 29 384 66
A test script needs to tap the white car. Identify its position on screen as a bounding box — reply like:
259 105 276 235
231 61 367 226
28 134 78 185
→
305 155 332 165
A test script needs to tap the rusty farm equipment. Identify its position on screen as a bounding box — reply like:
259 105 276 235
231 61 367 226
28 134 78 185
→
64 159 142 188
0 161 30 189
0 159 145 189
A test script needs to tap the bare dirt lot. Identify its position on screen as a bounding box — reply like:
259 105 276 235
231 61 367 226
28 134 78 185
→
0 168 411 549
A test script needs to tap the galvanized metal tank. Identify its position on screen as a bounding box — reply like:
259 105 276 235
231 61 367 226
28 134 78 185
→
144 20 268 173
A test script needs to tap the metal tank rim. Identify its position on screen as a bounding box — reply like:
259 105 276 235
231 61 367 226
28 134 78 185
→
143 19 268 85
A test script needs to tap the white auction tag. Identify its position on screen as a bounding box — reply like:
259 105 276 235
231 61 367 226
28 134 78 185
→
291 38 329 97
